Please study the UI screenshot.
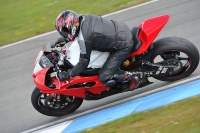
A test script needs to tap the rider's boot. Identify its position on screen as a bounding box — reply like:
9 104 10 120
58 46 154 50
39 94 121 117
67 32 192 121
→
124 71 145 89
105 71 145 89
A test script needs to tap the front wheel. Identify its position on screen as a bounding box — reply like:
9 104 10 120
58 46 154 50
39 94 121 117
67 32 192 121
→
150 37 199 81
31 87 83 116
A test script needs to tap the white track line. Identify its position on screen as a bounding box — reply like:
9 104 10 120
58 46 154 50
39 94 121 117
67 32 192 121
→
0 0 159 50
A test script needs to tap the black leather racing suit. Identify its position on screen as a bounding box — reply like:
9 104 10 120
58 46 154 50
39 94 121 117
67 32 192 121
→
71 15 134 84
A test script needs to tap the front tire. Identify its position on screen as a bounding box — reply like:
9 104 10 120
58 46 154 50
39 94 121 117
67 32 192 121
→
150 37 199 81
31 87 83 116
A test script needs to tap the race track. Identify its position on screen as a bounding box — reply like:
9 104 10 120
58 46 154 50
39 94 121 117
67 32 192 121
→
0 0 200 133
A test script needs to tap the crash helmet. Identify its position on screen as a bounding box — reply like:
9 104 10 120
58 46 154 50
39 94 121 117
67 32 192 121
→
55 10 79 41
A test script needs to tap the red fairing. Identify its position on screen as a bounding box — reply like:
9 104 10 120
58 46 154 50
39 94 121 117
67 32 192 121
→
34 68 109 98
40 76 109 98
129 14 170 56
68 76 109 94
33 68 53 90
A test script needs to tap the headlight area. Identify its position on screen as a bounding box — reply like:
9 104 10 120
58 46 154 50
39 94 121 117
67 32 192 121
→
33 54 54 77
39 55 54 68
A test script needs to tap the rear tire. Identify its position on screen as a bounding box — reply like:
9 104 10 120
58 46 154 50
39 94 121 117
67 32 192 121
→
150 37 199 81
31 87 83 116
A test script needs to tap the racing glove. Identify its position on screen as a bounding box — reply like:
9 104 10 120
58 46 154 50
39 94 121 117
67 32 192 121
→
57 69 75 81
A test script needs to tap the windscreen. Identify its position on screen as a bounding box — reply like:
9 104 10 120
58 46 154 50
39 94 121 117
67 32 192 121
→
33 44 54 74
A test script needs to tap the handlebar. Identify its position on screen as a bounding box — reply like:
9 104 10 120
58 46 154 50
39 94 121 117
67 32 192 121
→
51 45 66 67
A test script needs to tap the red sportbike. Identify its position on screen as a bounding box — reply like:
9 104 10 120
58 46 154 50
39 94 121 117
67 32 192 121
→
31 15 199 116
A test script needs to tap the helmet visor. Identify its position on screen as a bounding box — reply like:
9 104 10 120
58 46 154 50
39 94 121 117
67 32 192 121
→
60 27 70 38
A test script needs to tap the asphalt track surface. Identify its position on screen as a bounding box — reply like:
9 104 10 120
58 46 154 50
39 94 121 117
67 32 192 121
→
0 0 200 133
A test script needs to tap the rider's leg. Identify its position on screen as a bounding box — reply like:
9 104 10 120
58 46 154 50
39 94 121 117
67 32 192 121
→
98 43 145 87
98 42 133 84
98 39 143 86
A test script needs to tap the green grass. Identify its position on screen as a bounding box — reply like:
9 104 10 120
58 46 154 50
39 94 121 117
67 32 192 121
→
81 95 200 133
0 0 148 46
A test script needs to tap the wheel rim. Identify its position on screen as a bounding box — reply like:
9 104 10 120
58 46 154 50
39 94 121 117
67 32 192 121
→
38 93 76 111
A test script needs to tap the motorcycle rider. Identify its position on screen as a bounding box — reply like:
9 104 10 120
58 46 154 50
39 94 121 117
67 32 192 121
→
54 10 144 87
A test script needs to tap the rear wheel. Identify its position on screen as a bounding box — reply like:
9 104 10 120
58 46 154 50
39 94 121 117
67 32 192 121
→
31 87 83 116
150 37 199 81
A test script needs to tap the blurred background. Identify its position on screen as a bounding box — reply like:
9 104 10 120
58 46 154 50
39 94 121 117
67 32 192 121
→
0 0 148 46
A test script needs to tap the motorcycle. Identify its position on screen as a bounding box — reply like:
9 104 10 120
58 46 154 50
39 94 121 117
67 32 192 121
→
31 14 199 116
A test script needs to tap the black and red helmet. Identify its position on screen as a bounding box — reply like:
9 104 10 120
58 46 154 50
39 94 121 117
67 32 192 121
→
55 10 79 41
